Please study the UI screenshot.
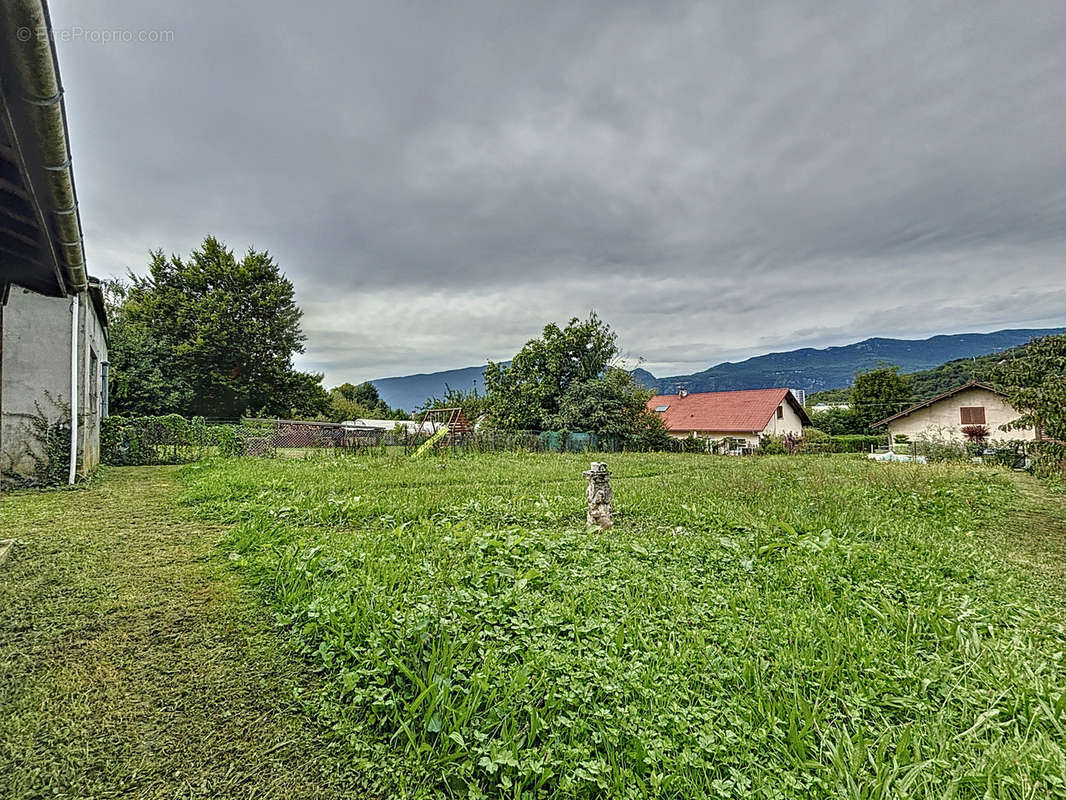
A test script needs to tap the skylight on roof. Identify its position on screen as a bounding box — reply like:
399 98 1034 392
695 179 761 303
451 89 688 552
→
654 405 669 412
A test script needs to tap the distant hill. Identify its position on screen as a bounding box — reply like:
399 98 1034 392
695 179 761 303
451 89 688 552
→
371 364 492 414
372 328 1064 412
643 328 1064 396
810 337 1057 406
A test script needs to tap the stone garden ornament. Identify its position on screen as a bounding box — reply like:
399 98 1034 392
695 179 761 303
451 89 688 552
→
583 461 614 529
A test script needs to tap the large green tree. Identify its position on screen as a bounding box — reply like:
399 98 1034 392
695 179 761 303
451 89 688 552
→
989 334 1066 471
103 279 193 416
484 313 619 430
484 314 666 446
850 364 913 433
548 366 672 449
111 236 328 419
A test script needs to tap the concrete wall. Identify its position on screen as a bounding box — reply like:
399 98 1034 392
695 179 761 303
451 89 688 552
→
1 287 108 480
885 386 1036 443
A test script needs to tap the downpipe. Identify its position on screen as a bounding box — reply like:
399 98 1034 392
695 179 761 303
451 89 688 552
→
68 293 78 484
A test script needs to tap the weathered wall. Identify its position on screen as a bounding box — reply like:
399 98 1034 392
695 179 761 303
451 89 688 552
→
78 290 108 471
1 288 107 479
886 387 1036 443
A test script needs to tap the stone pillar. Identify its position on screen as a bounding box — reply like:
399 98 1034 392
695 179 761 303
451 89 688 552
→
583 461 613 529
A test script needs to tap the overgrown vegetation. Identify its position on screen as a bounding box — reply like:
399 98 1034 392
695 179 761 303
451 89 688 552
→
1 399 72 488
183 453 1066 798
991 334 1066 477
325 380 409 422
809 364 913 435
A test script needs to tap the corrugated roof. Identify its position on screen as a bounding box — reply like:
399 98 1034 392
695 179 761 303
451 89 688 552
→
646 388 809 433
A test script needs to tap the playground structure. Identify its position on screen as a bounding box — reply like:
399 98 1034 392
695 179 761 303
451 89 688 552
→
415 408 473 445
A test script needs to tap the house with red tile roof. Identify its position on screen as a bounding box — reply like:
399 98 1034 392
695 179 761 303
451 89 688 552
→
646 388 810 451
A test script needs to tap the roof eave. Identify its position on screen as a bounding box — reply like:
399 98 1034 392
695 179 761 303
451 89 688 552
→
872 381 1003 428
0 0 87 296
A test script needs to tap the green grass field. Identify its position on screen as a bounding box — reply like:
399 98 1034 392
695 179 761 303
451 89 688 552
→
177 452 1066 799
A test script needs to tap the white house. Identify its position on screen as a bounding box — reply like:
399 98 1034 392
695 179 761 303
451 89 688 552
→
646 388 810 450
872 381 1037 443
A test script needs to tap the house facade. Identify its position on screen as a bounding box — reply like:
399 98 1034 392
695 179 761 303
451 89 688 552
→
1 283 108 478
646 388 810 450
872 381 1036 443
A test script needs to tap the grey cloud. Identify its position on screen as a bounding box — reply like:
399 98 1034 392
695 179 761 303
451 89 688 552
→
49 0 1066 384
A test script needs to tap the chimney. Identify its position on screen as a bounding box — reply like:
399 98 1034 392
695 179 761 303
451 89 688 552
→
678 387 688 398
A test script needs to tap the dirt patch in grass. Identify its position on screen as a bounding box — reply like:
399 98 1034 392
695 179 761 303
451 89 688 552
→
0 467 368 799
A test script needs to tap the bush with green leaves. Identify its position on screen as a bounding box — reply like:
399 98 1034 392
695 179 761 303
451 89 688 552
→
101 414 210 465
990 333 1066 477
756 434 788 455
826 434 882 453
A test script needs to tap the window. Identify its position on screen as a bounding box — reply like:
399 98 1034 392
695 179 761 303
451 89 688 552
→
960 406 985 425
654 405 669 412
776 406 784 419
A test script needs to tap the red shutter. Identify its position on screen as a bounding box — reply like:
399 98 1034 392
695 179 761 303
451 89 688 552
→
960 407 986 424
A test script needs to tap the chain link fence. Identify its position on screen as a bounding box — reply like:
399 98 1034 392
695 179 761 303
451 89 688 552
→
102 416 634 465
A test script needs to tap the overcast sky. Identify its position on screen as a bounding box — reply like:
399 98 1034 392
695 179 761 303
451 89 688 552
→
51 0 1066 383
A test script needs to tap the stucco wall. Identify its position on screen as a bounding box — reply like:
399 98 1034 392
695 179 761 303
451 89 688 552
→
1 288 108 479
885 387 1035 443
760 400 806 438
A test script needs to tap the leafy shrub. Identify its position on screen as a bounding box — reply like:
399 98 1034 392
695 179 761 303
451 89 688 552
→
962 424 990 443
676 434 706 453
827 434 882 453
213 424 244 457
757 434 788 454
102 414 210 465
795 427 831 453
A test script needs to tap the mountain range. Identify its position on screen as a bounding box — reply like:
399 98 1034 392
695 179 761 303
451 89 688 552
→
370 327 1065 412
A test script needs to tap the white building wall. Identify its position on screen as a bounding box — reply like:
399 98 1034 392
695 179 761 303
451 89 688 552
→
760 401 806 438
885 387 1036 443
1 287 108 479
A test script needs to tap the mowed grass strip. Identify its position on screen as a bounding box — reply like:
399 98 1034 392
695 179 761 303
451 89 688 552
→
0 467 368 799
181 452 1066 799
